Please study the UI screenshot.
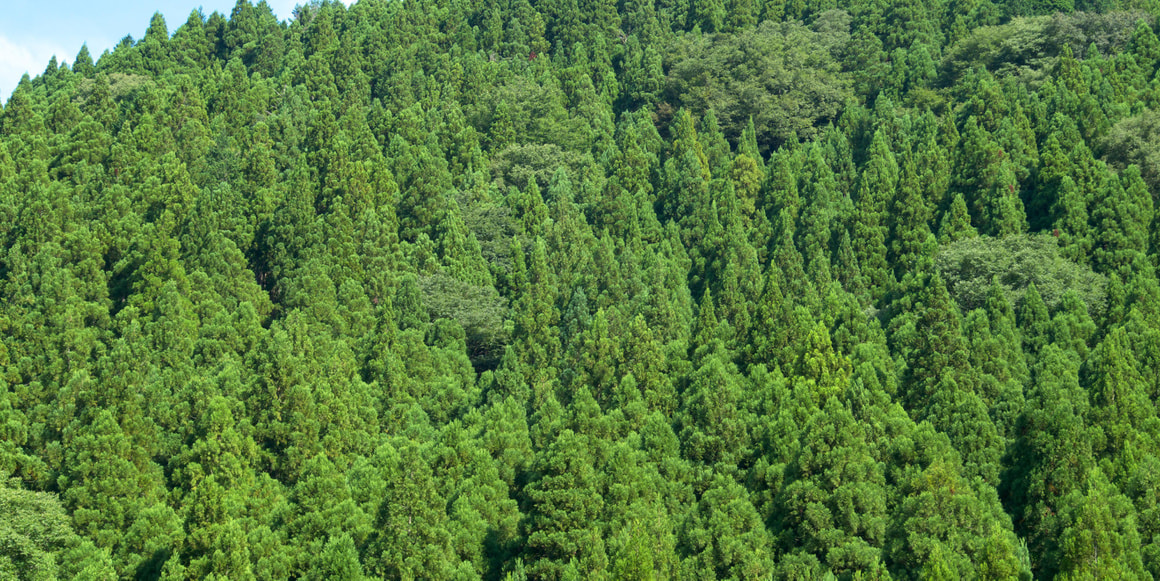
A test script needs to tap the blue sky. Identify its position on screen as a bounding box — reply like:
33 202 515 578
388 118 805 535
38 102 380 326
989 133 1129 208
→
1 0 352 103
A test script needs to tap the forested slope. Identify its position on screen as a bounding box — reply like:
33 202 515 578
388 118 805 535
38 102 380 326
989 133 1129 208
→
2 0 1160 578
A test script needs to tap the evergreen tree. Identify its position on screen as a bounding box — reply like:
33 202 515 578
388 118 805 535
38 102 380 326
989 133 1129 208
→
679 474 775 579
1092 165 1153 278
774 397 889 575
1003 344 1095 577
1084 326 1155 457
365 442 464 579
900 273 970 414
524 429 609 579
2 1 1160 576
889 154 936 281
853 129 898 297
938 193 978 244
1054 468 1150 580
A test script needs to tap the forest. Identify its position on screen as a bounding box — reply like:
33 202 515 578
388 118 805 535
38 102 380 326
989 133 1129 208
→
2 0 1160 578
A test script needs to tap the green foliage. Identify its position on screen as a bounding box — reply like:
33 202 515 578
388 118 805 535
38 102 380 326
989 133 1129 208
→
936 233 1107 314
419 273 509 367
1102 110 1160 194
1054 468 1151 579
679 474 774 579
0 477 116 580
942 11 1150 83
663 20 853 151
3 0 1160 576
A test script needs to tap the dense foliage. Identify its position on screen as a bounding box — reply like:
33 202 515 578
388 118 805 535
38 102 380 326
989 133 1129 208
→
3 0 1160 578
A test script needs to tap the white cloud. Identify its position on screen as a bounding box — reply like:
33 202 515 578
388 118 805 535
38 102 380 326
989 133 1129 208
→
0 34 69 103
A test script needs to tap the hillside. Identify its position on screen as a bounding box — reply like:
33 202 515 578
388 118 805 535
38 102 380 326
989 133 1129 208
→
2 0 1160 578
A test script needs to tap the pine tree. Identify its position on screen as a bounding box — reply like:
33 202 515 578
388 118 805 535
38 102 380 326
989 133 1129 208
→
853 129 898 297
901 273 971 413
1003 344 1094 577
794 322 852 406
524 429 609 579
365 442 463 579
796 143 842 278
774 397 889 575
664 109 712 247
938 192 977 244
834 228 867 299
1092 165 1153 278
887 434 1026 578
982 160 1028 238
889 154 936 280
511 238 563 404
1050 175 1093 264
771 209 817 314
1017 282 1052 360
1053 468 1150 580
678 348 750 466
623 315 677 417
73 44 96 76
679 474 775 579
1084 326 1155 457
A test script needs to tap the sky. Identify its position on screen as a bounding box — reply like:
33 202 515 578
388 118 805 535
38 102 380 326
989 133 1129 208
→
1 0 352 103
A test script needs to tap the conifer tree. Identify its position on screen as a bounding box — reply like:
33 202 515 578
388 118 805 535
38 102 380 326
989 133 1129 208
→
1003 344 1094 576
938 192 978 244
762 145 801 223
679 474 775 579
774 397 889 575
771 209 817 314
1053 468 1150 580
1051 175 1093 264
796 143 842 274
1084 326 1155 457
524 429 609 579
1092 165 1154 278
889 155 936 281
679 348 750 466
510 238 563 404
5 1 1160 576
853 129 898 296
365 442 463 579
901 273 971 413
1017 282 1052 360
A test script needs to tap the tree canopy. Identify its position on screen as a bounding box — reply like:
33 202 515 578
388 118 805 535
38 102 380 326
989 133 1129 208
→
4 0 1160 578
